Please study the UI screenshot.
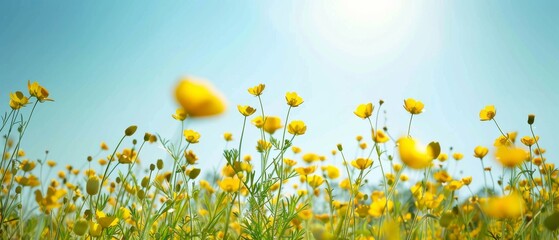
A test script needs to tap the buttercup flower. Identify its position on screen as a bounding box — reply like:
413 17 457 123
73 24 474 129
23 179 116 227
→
373 130 389 143
495 146 528 168
183 129 201 144
474 146 489 159
172 108 187 121
263 116 282 134
403 98 424 115
285 92 304 107
398 137 440 169
219 177 241 192
28 80 53 102
237 105 256 116
351 158 373 170
479 105 496 121
306 175 324 189
223 132 233 142
520 136 539 147
175 76 226 117
248 83 265 96
9 91 29 110
354 103 373 119
288 120 307 135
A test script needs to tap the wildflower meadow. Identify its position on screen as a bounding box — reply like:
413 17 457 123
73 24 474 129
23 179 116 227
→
0 79 556 239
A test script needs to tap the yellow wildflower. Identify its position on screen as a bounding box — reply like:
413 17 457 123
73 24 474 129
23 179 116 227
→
354 103 373 119
172 108 187 121
248 83 265 96
183 129 201 144
479 105 496 121
237 105 256 116
285 92 304 107
175 77 226 117
351 157 373 170
28 80 52 102
288 120 307 135
403 98 424 115
9 91 29 110
398 137 440 169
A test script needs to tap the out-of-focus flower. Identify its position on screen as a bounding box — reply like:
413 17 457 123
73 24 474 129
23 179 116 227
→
403 98 424 115
483 192 526 219
175 77 226 117
495 146 528 168
219 177 241 192
479 105 496 121
288 120 307 135
521 136 539 147
351 158 373 170
398 137 440 169
117 148 137 164
223 132 233 142
306 174 324 188
452 152 463 161
263 116 282 134
354 103 373 119
285 92 304 107
373 130 389 143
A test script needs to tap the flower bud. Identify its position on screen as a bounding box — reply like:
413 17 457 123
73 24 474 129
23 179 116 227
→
157 159 164 170
144 133 151 142
86 176 100 195
337 144 343 151
73 218 89 236
528 114 535 125
125 125 138 136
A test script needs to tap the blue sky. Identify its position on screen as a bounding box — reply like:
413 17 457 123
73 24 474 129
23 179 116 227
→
1 1 558 192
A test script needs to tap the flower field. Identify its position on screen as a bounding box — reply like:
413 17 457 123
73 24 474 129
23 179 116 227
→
1 79 556 240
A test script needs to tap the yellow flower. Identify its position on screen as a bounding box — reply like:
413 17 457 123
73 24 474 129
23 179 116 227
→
479 105 496 121
433 171 451 183
354 103 373 119
15 174 40 187
9 91 29 110
321 165 340 179
237 105 256 116
397 137 440 170
34 187 66 213
474 146 489 159
100 141 109 151
183 129 201 144
20 159 36 172
175 77 226 117
369 197 394 218
483 192 526 219
96 210 119 228
251 116 264 128
117 148 137 164
403 98 424 115
172 108 187 121
373 129 389 143
351 157 373 170
86 175 100 195
292 146 302 154
302 153 320 163
219 177 241 192
520 136 539 147
495 146 528 168
288 120 307 135
295 166 317 175
462 176 472 185
285 92 304 107
306 174 324 188
452 152 463 161
223 132 233 142
263 116 282 134
256 139 272 152
248 83 265 96
28 80 52 102
89 222 102 237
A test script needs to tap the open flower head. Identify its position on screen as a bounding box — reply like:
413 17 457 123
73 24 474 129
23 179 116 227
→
354 103 373 119
403 98 424 115
263 116 282 134
351 158 373 170
495 146 528 168
175 76 226 117
398 137 440 169
237 105 256 116
288 120 307 135
285 92 304 107
183 129 201 144
9 91 29 110
373 129 389 143
479 105 496 121
474 146 489 159
28 80 53 102
172 108 187 121
248 83 265 96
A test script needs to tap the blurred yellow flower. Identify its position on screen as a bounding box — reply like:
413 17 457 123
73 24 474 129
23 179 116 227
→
34 187 66 214
175 77 226 117
479 105 496 121
285 92 304 107
223 132 233 142
263 116 282 134
397 137 440 169
452 152 463 161
256 139 272 152
288 120 307 135
354 103 373 119
172 108 187 121
219 177 241 192
403 98 424 115
9 91 29 110
89 221 102 237
28 80 53 102
251 116 264 128
302 153 320 163
474 146 489 159
351 157 373 170
373 129 389 143
483 193 526 219
96 210 119 228
183 129 201 144
15 175 40 187
295 166 317 175
117 148 137 164
306 174 324 188
321 165 340 179
248 83 265 96
495 146 528 168
237 105 256 116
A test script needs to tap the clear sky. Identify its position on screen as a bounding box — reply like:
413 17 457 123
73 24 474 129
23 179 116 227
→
1 1 558 192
